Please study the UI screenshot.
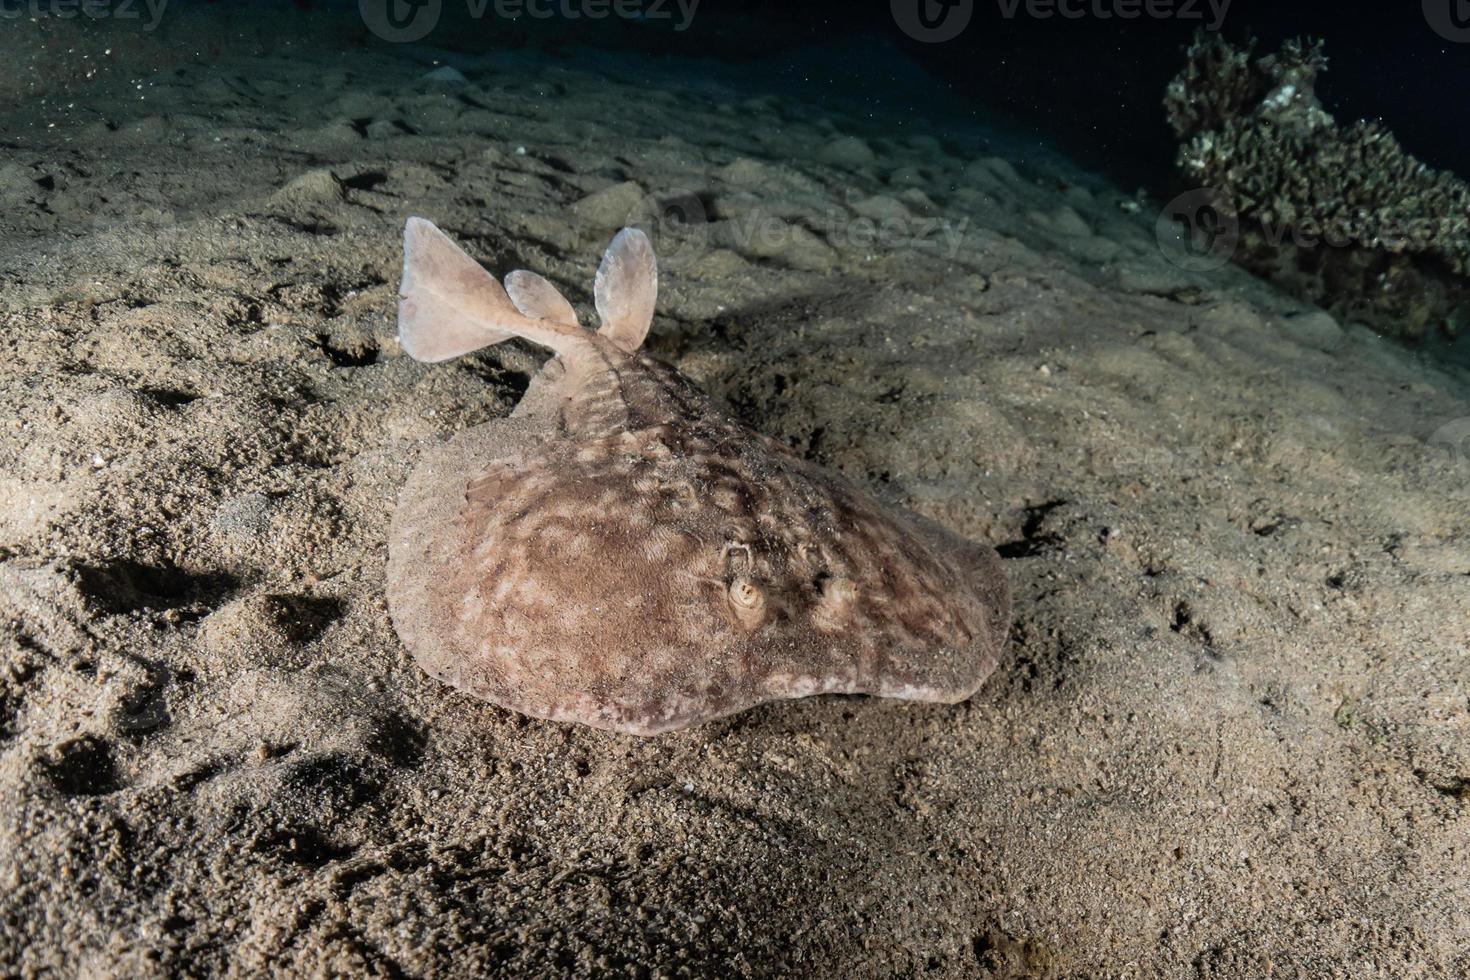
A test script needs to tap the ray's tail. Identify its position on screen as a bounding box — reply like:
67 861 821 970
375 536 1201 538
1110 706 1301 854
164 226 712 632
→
396 217 659 363
397 217 590 362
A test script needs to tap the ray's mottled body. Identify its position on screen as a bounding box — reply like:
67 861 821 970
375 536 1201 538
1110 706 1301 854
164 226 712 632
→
386 218 1009 734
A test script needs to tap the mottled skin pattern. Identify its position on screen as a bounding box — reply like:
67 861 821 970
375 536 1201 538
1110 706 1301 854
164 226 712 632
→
386 221 1010 735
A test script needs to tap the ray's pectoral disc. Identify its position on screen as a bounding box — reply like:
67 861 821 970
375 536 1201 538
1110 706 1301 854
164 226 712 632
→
386 218 1011 735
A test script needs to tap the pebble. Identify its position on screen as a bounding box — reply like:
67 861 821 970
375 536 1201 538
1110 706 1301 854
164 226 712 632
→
820 136 877 168
421 65 468 85
571 180 647 230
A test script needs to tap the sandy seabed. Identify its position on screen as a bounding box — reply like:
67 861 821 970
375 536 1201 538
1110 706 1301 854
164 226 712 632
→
1 40 1469 978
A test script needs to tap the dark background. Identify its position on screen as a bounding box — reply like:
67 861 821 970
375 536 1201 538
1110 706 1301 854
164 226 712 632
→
721 0 1470 189
38 0 1466 197
330 0 1467 192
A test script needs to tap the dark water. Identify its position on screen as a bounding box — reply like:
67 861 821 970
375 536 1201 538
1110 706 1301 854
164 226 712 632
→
12 0 1469 178
5 0 1469 361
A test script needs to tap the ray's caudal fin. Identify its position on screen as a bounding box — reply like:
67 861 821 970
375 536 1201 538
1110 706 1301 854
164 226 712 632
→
397 217 587 361
593 227 657 352
397 217 657 362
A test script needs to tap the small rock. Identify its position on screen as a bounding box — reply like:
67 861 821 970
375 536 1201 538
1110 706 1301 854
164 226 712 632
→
715 158 773 186
1044 205 1092 237
1056 234 1123 263
312 118 365 143
268 168 344 206
887 166 929 188
365 119 404 140
849 194 910 222
820 136 877 168
481 146 514 167
1282 310 1345 352
897 188 939 216
967 156 1020 185
782 225 838 271
689 248 751 278
421 65 467 85
571 181 648 231
713 215 788 259
0 162 39 201
1064 185 1096 206
1114 260 1192 296
1201 302 1267 337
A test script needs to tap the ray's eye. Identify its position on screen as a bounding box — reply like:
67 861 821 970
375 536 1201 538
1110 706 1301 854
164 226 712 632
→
729 576 761 609
718 542 766 629
726 575 766 629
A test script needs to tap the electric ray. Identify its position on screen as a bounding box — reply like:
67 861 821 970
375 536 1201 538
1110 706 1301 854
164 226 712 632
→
385 217 1010 735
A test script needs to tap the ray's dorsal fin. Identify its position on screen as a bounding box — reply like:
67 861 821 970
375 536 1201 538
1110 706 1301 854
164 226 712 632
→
594 227 658 352
398 217 590 362
504 269 579 329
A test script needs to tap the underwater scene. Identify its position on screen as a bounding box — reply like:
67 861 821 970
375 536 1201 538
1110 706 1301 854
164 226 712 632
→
1 1 1468 975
